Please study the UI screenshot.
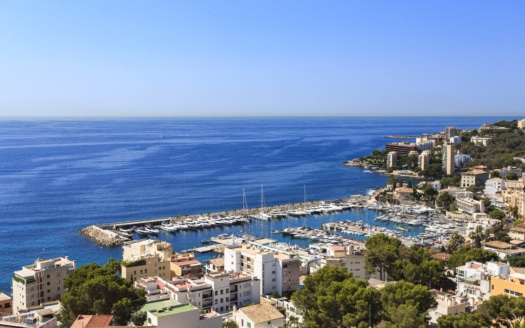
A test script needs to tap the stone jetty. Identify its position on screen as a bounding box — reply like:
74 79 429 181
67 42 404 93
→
79 225 128 247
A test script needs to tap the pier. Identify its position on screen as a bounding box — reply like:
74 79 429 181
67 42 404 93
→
80 196 374 247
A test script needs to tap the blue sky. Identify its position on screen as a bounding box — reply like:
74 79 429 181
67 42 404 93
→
0 1 524 117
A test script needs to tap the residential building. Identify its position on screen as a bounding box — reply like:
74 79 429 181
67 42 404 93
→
491 268 525 298
427 290 467 326
206 258 225 274
394 186 414 203
0 291 12 316
205 271 260 313
456 261 509 307
418 150 432 171
518 118 525 129
482 241 525 260
142 299 221 328
121 240 172 281
232 303 285 328
460 170 489 188
454 154 472 167
456 197 484 214
311 245 370 280
509 227 525 241
387 151 398 168
171 252 203 279
450 136 461 144
470 136 491 146
385 142 418 155
223 244 301 296
71 315 114 328
415 140 434 151
442 143 455 175
500 166 523 179
484 178 505 196
12 257 76 313
445 126 459 140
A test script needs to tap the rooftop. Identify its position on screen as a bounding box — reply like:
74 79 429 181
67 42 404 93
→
142 300 196 317
239 303 284 323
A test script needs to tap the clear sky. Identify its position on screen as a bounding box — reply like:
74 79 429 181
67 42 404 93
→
1 1 524 117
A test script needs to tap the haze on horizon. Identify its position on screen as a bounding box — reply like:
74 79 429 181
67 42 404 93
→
1 1 524 118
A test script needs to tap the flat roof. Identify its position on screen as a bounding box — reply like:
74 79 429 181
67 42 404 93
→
142 300 196 317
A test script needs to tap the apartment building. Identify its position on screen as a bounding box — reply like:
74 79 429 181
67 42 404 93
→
442 143 455 175
456 197 485 214
484 178 505 196
456 261 509 307
0 291 12 316
12 257 76 313
312 245 370 280
223 244 300 296
385 142 418 155
445 126 459 140
460 170 489 188
121 239 173 281
171 252 203 279
153 271 260 314
470 136 491 146
418 150 432 171
387 151 398 168
491 268 525 298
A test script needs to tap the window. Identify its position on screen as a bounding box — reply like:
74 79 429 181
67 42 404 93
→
57 287 61 291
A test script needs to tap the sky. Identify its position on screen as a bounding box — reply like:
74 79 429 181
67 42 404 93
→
0 1 524 117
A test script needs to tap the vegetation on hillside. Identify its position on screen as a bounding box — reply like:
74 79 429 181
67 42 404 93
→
57 260 146 328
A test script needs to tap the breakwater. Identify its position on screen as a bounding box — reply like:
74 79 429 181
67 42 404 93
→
81 196 374 247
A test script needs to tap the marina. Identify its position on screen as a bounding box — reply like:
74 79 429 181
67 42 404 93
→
82 194 458 258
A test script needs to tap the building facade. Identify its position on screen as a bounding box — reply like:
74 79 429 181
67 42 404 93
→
223 244 300 296
121 239 173 281
442 143 455 175
12 257 76 313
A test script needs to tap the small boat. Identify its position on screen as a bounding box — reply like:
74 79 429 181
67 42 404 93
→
201 239 211 244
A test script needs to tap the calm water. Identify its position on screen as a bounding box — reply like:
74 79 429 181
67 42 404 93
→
0 116 513 293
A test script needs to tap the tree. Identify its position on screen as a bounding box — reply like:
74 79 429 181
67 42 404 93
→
365 233 401 281
380 281 436 328
222 320 239 328
447 247 500 270
469 225 490 248
57 260 146 327
475 294 525 327
436 192 456 211
489 209 506 221
291 266 382 328
446 232 465 254
437 312 486 328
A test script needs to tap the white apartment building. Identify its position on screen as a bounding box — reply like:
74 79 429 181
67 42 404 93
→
387 151 398 168
12 257 76 313
456 197 484 214
223 244 300 296
415 140 434 151
484 178 505 196
150 271 260 314
470 136 491 146
456 261 509 307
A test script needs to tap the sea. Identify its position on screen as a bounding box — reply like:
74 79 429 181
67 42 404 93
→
0 116 515 293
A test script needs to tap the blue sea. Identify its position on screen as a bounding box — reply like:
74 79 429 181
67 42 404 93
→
0 116 514 293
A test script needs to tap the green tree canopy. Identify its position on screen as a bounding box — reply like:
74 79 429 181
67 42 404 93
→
437 312 486 328
380 280 436 328
291 266 382 328
365 233 402 281
475 294 525 327
447 247 500 270
57 260 146 328
446 232 465 254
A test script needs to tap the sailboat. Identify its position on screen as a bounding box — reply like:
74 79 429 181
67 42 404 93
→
249 185 272 221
